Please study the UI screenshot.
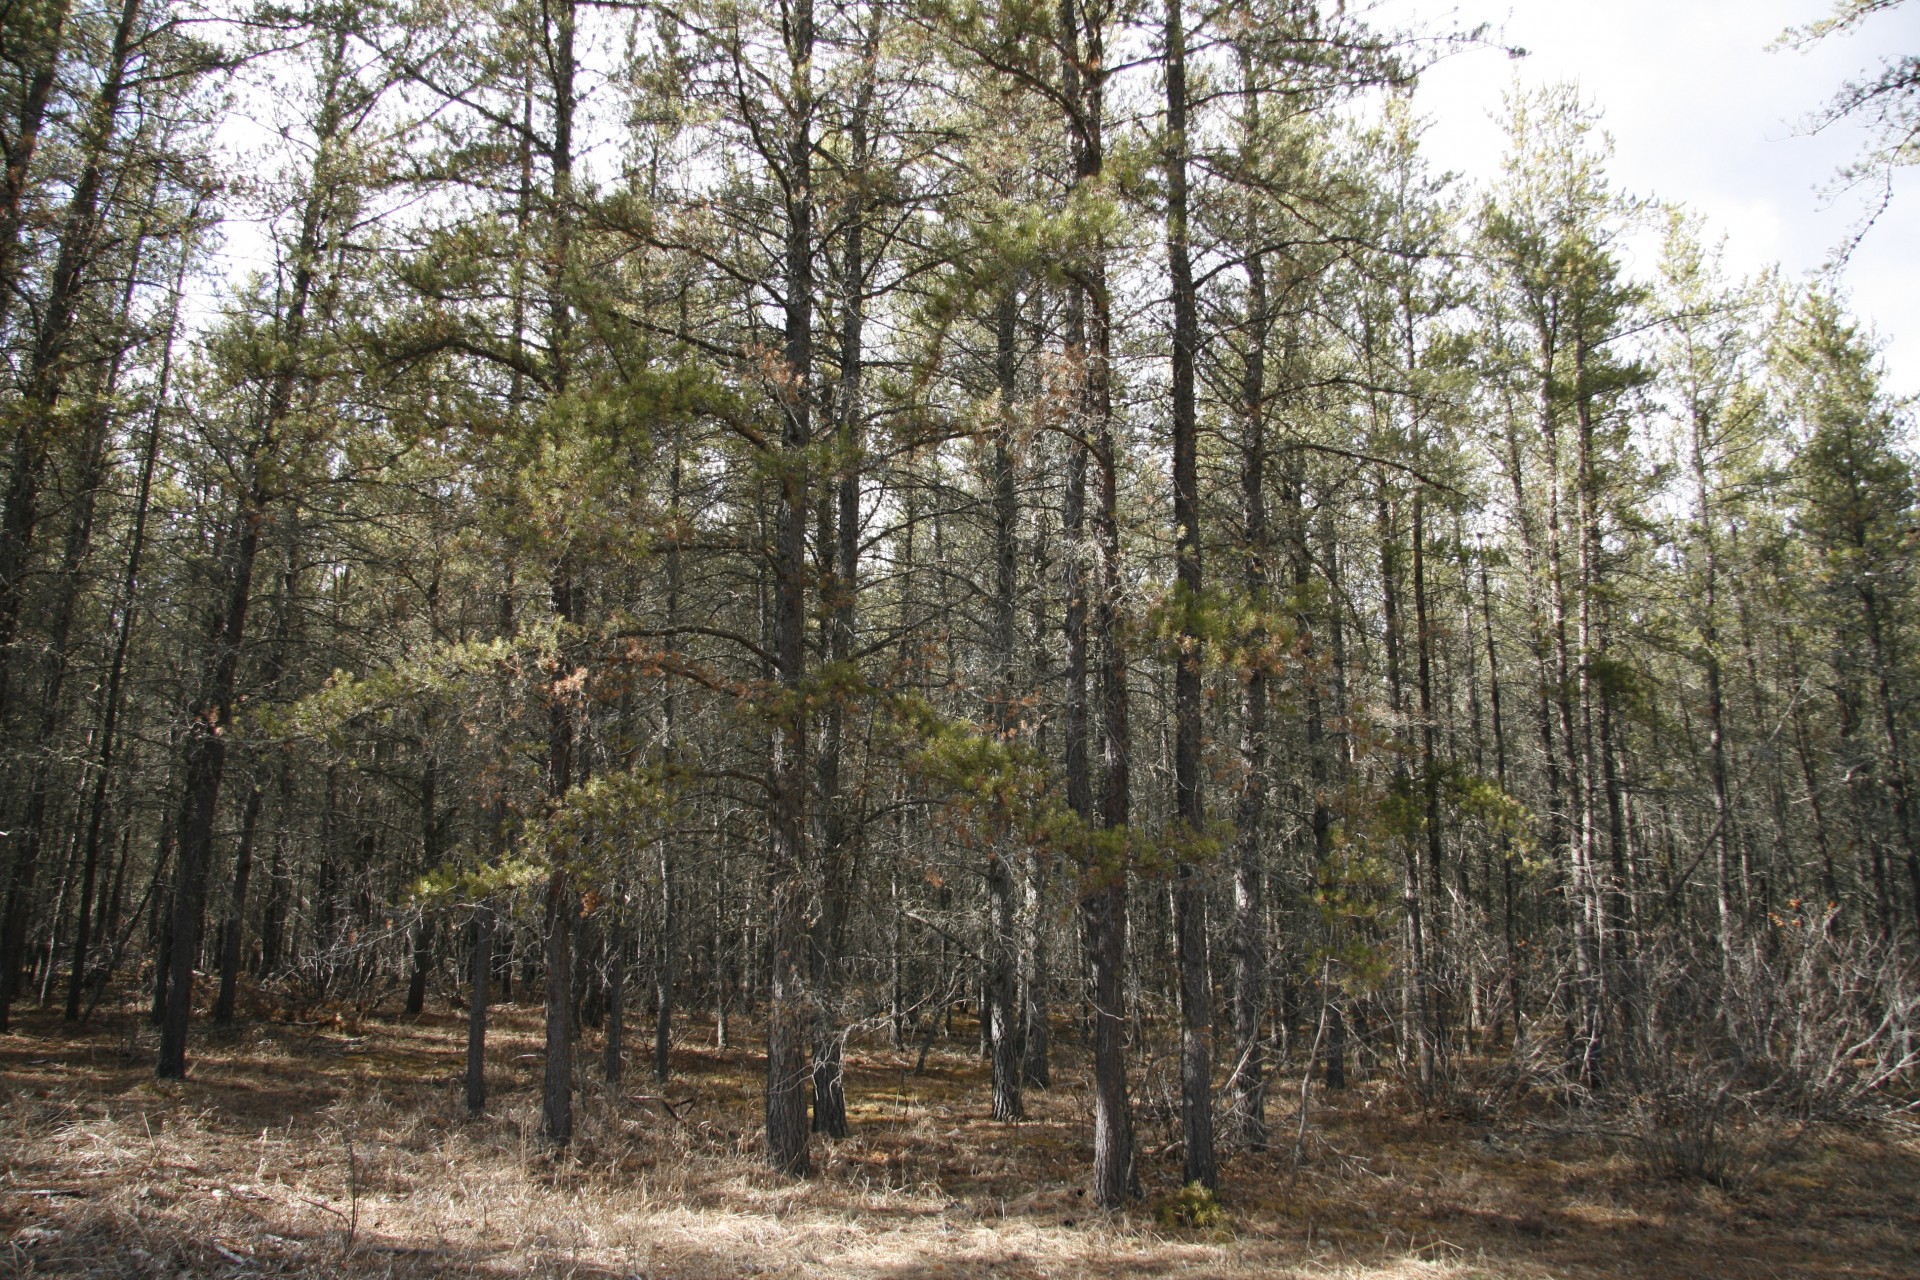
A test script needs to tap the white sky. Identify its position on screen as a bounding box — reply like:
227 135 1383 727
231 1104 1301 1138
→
1370 0 1920 397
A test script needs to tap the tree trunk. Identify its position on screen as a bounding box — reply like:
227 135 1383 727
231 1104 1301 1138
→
258 742 294 976
157 466 266 1077
70 230 189 1017
988 286 1026 1119
1164 0 1213 1191
987 851 1022 1120
765 0 815 1179
542 865 574 1143
0 0 69 338
654 842 675 1080
0 0 142 1030
1056 0 1134 1207
466 902 492 1112
156 13 344 1079
405 912 435 1018
1570 336 1607 1087
605 917 626 1083
1230 269 1270 1147
1478 546 1523 1049
536 0 581 1145
1378 486 1435 1093
212 783 263 1024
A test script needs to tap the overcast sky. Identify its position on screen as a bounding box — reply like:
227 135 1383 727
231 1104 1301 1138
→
1369 0 1920 397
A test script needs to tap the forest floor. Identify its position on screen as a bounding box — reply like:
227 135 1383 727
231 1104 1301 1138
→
3 999 1918 1279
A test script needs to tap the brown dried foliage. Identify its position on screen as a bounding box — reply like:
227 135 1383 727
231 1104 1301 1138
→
3 1001 1918 1279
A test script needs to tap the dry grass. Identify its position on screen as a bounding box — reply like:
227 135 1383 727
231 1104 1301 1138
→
4 998 1918 1279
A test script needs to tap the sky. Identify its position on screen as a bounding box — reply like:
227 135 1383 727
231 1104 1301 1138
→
1368 0 1920 397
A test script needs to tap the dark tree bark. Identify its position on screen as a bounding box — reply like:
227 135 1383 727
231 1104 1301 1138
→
654 844 676 1082
155 10 345 1080
467 901 492 1113
212 783 263 1024
605 917 626 1084
987 850 1022 1121
405 739 442 1019
538 0 581 1148
1164 0 1214 1190
541 551 579 1143
5 334 114 1024
1020 847 1052 1087
1478 545 1522 1049
542 861 575 1143
765 0 816 1179
0 0 141 1029
1055 0 1136 1207
808 27 873 1134
257 734 296 977
1412 492 1448 918
69 208 189 1019
1377 485 1435 1094
656 437 686 1083
405 912 435 1018
1230 234 1271 1148
1088 253 1137 1198
157 464 268 1077
987 286 1024 1121
0 0 70 338
0 0 130 722
1411 489 1451 1076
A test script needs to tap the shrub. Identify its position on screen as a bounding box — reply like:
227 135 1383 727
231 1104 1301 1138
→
1155 1181 1225 1229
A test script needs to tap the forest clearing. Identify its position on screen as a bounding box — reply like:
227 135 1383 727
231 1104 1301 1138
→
6 1001 1919 1280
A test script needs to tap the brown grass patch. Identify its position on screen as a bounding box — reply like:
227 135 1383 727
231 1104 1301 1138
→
4 1001 1918 1279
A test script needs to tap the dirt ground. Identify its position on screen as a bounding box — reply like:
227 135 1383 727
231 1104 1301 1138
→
3 998 1917 1279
